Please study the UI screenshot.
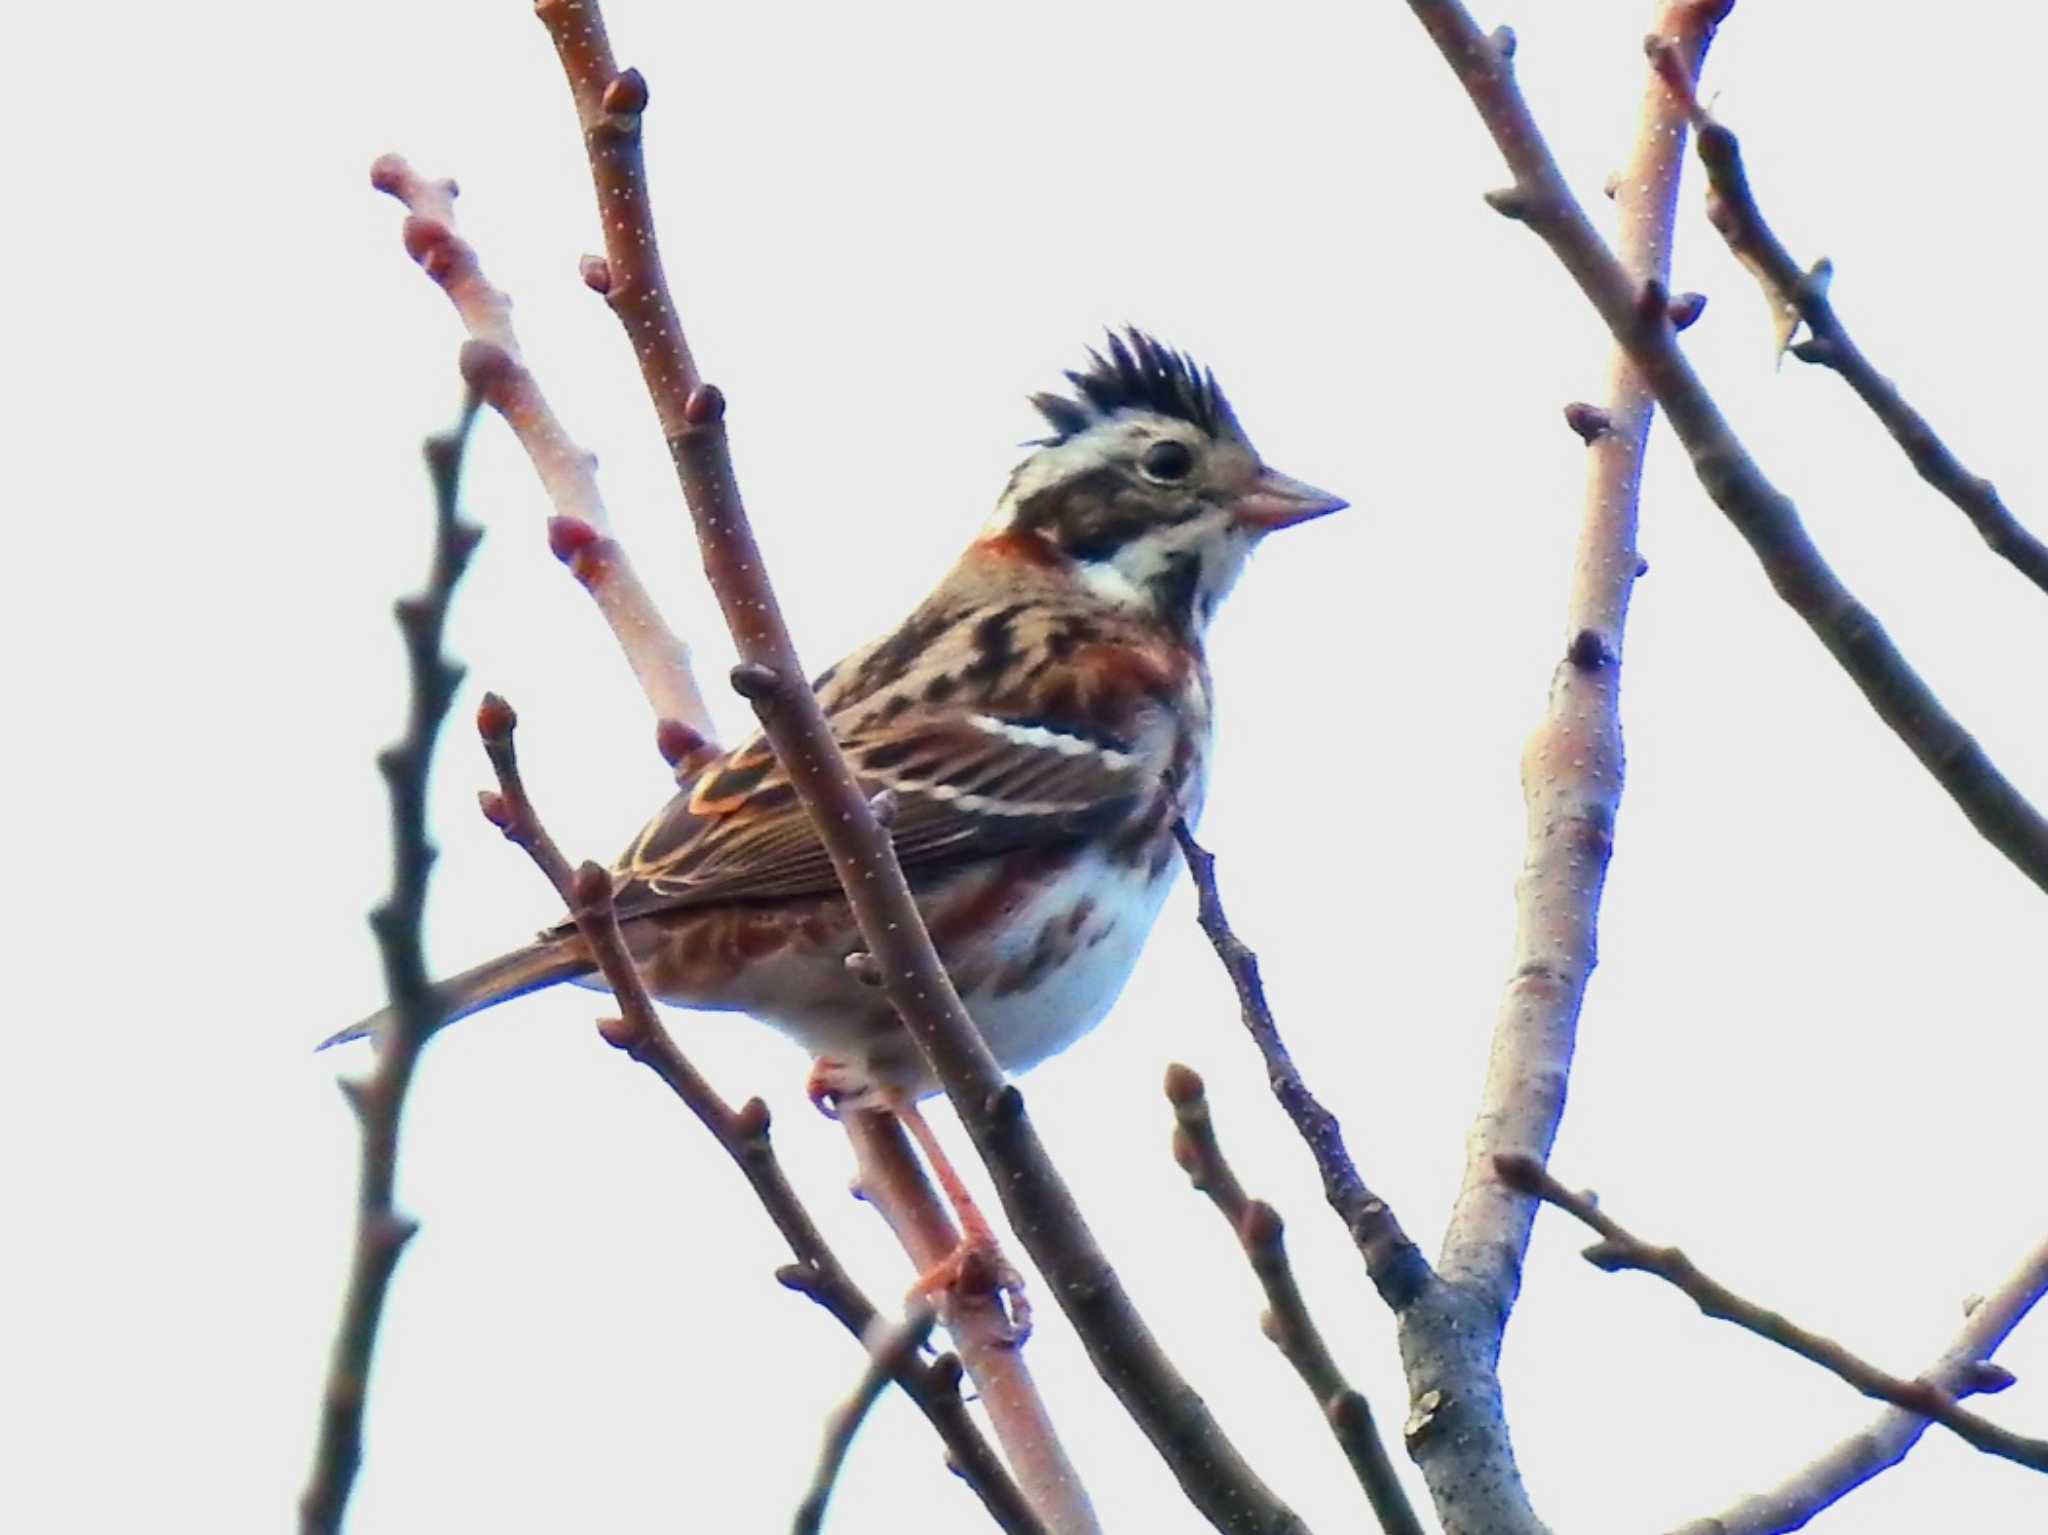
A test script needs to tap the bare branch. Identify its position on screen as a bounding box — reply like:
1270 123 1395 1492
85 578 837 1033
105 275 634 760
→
1400 0 2048 896
1173 826 1426 1306
533 6 1302 1527
478 707 1041 1534
301 395 483 1535
1647 45 2048 600
1166 1066 1424 1535
793 1305 940 1535
371 153 712 735
1670 1234 2048 1535
1442 0 1728 1324
379 125 1077 1535
1498 1154 2048 1475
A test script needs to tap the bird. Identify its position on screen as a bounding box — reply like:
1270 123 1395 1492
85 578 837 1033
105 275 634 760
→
326 330 1343 1300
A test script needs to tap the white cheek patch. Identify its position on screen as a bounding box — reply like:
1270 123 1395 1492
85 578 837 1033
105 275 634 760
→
1078 559 1150 609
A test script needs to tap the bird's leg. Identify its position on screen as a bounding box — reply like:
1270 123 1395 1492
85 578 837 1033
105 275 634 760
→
890 1095 1033 1341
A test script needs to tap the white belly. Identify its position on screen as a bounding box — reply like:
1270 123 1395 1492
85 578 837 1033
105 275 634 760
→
955 842 1182 1075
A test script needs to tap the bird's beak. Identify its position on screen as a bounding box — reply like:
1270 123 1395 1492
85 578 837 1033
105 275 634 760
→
1230 468 1348 532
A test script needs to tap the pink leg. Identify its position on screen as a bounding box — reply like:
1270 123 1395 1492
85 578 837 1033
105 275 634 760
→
892 1096 1031 1339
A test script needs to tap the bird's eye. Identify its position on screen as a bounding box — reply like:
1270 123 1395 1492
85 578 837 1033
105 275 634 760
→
1139 440 1195 483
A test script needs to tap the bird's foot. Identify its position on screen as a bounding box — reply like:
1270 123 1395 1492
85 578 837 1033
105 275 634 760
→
806 1055 885 1119
911 1229 1033 1344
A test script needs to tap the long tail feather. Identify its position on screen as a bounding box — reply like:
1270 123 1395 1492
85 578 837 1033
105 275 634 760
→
317 936 594 1050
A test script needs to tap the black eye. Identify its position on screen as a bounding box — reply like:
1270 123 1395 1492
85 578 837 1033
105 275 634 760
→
1139 439 1195 483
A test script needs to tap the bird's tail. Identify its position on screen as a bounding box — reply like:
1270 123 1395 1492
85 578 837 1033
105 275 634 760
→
316 934 596 1051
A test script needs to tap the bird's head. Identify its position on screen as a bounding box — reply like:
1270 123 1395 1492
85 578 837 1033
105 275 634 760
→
984 330 1345 633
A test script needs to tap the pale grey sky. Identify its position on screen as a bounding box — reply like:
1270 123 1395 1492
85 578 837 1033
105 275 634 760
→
6 2 2044 1531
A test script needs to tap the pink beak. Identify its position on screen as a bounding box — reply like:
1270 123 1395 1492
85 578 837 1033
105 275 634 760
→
1231 468 1349 532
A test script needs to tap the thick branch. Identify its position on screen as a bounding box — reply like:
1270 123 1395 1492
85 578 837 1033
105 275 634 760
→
1442 0 1727 1324
1646 47 2048 600
1499 1154 2048 1475
372 153 711 736
1670 1234 2048 1535
477 705 1040 1535
1403 0 2048 896
300 397 482 1535
1166 1067 1424 1535
535 7 1303 1529
793 1305 939 1535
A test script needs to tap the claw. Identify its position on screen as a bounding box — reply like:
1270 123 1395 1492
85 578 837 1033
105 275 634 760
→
912 1236 1033 1344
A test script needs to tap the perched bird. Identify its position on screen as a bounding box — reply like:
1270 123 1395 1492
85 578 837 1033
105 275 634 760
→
328 330 1340 1220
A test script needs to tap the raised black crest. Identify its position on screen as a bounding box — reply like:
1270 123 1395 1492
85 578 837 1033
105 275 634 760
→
1029 329 1241 445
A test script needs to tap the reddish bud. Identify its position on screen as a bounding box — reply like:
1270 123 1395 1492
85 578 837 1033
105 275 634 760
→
1667 291 1708 331
1563 402 1613 444
733 1097 772 1139
729 661 780 700
682 382 726 427
655 717 707 768
400 213 448 265
571 861 612 910
547 515 600 564
1163 1062 1205 1107
601 67 649 116
459 339 516 397
579 254 613 294
1964 1361 2018 1395
477 790 512 829
476 691 517 739
1483 186 1533 221
1240 1200 1284 1250
1567 629 1612 671
596 1014 636 1051
369 153 409 195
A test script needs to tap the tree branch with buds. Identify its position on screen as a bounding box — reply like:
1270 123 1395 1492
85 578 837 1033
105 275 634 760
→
300 396 481 1535
1645 45 2048 601
531 3 1304 1529
1498 1153 2048 1475
1670 1232 2048 1535
376 120 1087 1534
1401 0 2048 897
1165 1065 1422 1535
372 153 711 737
472 693 1044 1534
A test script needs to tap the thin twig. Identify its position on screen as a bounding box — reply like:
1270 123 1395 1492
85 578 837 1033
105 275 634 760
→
474 701 1042 1534
300 395 483 1534
1498 1153 2048 1475
793 1305 941 1535
1173 823 1540 1533
1669 1234 2048 1535
535 5 1302 1529
1172 825 1427 1307
1166 1066 1424 1535
1403 0 2048 897
372 153 713 736
842 1113 1097 1534
1646 46 2048 600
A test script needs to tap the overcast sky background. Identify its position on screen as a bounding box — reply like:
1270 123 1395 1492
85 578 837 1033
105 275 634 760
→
7 2 2045 1531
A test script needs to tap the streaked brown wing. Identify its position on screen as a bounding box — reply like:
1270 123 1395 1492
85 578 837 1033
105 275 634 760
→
609 712 1149 921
